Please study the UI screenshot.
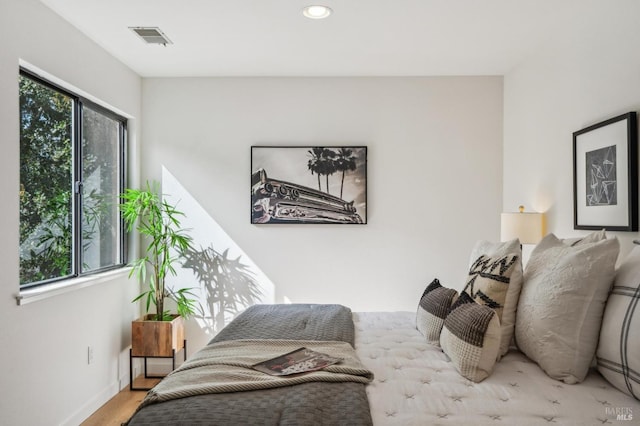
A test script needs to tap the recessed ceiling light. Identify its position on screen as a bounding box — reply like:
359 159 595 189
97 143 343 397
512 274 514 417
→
302 5 332 20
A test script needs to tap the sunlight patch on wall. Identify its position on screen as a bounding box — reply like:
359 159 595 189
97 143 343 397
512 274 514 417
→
161 167 275 344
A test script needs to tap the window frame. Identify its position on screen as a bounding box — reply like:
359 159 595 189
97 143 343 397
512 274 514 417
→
19 68 128 290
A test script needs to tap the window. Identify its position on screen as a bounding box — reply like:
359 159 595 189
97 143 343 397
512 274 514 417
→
19 69 127 289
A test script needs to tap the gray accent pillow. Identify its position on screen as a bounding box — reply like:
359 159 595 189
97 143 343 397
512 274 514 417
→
416 279 458 346
440 292 501 382
597 245 640 399
515 233 619 384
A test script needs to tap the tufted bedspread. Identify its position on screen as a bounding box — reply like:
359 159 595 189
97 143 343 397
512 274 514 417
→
355 311 640 426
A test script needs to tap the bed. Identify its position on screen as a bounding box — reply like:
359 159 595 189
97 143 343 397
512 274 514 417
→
126 304 639 426
127 233 640 425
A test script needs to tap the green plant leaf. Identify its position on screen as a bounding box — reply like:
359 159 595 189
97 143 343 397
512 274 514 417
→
121 180 196 320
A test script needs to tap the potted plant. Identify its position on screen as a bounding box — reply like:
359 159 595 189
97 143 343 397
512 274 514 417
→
121 181 196 357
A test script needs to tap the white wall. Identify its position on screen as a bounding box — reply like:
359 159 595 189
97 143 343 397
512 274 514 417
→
503 4 640 258
0 1 141 425
1 5 503 422
142 77 504 332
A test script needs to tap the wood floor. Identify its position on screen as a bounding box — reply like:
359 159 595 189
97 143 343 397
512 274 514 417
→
80 377 161 426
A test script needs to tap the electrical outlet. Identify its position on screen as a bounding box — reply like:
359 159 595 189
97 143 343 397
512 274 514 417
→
87 346 94 365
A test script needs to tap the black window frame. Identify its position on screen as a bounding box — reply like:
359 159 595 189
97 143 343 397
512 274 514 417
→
19 68 128 290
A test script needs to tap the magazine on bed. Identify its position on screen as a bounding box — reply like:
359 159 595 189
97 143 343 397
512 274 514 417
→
252 347 342 376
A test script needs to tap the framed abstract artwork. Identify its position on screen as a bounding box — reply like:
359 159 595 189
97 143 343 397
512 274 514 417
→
573 112 638 231
251 146 367 224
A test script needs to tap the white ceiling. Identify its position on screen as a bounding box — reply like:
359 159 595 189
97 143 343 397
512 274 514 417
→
39 0 620 77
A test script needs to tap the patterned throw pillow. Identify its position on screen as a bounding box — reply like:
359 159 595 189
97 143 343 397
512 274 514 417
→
467 239 523 359
597 245 640 399
416 278 458 346
440 292 501 382
463 254 519 324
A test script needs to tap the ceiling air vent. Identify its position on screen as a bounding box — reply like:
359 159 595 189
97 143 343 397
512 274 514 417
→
129 27 172 46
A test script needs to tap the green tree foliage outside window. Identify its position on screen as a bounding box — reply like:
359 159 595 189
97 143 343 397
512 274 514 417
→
19 76 73 284
81 106 124 273
19 72 126 288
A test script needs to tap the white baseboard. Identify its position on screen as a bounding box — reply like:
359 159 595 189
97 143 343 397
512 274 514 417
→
60 381 120 426
120 370 131 390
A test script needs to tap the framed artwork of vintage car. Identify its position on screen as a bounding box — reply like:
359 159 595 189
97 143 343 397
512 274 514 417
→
251 146 367 224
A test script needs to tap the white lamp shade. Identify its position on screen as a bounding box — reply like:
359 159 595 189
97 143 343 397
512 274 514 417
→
501 211 545 244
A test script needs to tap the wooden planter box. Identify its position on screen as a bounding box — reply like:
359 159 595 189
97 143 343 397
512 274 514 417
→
131 314 185 357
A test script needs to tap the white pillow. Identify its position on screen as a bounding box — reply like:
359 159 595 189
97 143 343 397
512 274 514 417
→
561 229 607 247
515 233 619 384
468 239 523 359
597 245 640 399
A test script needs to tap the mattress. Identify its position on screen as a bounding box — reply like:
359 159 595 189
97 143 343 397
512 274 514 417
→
354 311 639 426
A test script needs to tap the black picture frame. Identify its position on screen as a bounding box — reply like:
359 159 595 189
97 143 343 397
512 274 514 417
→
573 112 638 231
251 146 367 224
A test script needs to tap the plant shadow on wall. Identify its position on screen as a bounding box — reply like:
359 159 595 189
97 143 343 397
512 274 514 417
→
182 245 263 333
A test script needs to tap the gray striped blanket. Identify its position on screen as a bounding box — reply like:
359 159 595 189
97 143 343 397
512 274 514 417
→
137 339 373 410
126 304 374 425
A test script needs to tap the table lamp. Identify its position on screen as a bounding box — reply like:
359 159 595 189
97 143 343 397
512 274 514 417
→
501 205 545 244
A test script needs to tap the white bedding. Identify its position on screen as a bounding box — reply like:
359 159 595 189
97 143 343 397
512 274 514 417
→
354 311 639 426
